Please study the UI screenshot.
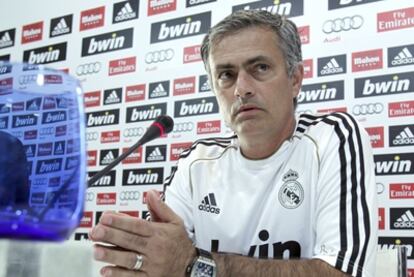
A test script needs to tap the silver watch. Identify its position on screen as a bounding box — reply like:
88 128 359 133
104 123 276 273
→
186 248 217 277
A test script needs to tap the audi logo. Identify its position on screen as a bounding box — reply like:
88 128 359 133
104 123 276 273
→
352 103 383 116
19 74 37 85
124 127 145 138
376 183 384 195
322 15 364 34
173 122 194 133
145 49 174 64
76 62 101 76
86 132 99 141
85 192 95 202
119 191 140 201
39 127 55 136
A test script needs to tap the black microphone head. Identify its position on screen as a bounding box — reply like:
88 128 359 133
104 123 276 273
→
155 115 174 134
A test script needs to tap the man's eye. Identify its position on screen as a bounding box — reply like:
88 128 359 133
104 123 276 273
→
256 64 269 72
218 71 233 80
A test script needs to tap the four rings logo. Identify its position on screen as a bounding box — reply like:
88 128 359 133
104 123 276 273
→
76 62 101 76
352 103 383 116
123 127 145 137
86 131 99 142
145 49 174 64
119 191 140 201
173 121 194 133
322 15 364 34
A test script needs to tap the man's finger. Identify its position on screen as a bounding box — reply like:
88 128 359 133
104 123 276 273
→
147 190 181 223
98 211 152 237
94 244 146 273
89 224 148 252
100 265 145 277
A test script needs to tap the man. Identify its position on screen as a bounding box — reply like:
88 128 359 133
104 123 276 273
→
89 10 377 277
0 131 30 207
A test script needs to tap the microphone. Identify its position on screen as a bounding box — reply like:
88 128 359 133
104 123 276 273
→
87 115 174 186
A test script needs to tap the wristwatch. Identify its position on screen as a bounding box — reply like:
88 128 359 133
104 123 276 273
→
186 248 217 277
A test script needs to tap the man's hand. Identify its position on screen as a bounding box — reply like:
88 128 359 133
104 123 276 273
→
89 190 196 277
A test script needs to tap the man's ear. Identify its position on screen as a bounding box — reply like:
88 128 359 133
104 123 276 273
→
291 63 304 98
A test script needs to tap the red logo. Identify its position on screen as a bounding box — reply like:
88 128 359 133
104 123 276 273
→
377 7 414 32
173 76 195 96
79 211 93 228
101 131 120 143
298 26 310 45
352 49 383 72
87 150 97 166
378 208 385 230
317 107 347 114
126 84 145 102
389 183 414 199
44 74 63 84
148 0 176 16
197 120 221 135
22 21 43 44
183 45 201 64
408 268 413 277
303 59 313 79
0 77 13 95
365 126 384 148
121 147 142 164
142 191 163 204
109 56 136 76
388 100 414 117
119 211 139 217
80 6 105 31
170 142 192 161
84 91 101 108
97 193 116 205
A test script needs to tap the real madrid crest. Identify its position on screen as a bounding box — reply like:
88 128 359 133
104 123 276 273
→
278 169 304 209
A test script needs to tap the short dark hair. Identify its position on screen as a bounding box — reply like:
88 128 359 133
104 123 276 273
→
201 10 303 78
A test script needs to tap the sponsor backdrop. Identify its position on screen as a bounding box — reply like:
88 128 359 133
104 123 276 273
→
1 0 414 272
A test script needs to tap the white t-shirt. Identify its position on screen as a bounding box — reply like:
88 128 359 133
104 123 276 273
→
164 112 378 277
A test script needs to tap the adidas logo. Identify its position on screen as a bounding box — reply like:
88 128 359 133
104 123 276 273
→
150 84 168 98
54 142 64 154
26 146 35 157
115 2 137 22
102 151 115 165
200 80 211 92
27 101 40 111
105 90 121 104
0 31 13 48
393 210 414 228
147 147 164 161
52 18 70 36
320 58 344 75
393 127 414 145
198 193 220 214
391 47 414 66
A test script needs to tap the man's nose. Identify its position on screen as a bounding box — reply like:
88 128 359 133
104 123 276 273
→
234 71 254 99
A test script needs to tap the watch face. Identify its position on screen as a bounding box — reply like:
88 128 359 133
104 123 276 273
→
192 261 216 277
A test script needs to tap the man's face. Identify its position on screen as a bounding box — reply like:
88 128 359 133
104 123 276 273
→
208 27 303 139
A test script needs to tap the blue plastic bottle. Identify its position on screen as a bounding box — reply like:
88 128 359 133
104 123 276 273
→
0 62 86 241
